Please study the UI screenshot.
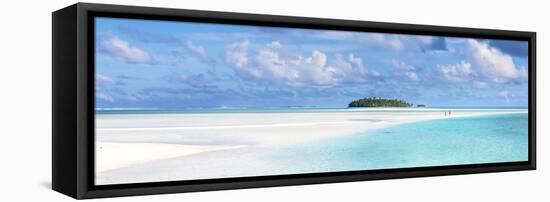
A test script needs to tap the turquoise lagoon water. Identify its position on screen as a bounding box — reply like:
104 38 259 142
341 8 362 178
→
264 113 528 173
97 109 529 178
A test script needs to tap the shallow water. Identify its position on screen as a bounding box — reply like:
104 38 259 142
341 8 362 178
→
267 113 528 173
95 112 529 184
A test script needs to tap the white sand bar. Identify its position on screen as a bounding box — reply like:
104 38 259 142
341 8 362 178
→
96 142 244 172
95 108 526 184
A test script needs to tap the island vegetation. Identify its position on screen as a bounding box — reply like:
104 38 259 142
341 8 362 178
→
348 97 413 108
416 104 426 108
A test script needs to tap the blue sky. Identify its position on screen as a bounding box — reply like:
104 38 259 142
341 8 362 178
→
95 17 529 109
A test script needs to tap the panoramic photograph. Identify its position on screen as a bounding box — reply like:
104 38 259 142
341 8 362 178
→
94 17 529 185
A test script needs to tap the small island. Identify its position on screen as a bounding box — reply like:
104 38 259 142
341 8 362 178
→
348 97 413 108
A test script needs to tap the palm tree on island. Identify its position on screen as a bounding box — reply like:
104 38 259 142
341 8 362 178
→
348 97 413 108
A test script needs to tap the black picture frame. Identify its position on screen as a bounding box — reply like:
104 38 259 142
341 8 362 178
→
52 2 536 199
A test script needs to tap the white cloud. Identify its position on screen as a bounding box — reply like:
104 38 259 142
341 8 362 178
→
392 60 419 81
225 41 372 87
311 31 406 50
96 91 115 102
438 60 472 82
405 72 419 81
186 41 207 57
95 74 116 102
225 40 250 69
313 30 355 40
312 31 446 52
360 34 449 52
472 81 489 89
95 74 115 86
330 53 372 84
518 66 528 79
437 40 527 85
466 39 522 83
266 41 282 49
99 35 152 64
366 33 405 50
498 90 511 103
95 74 145 103
186 40 215 65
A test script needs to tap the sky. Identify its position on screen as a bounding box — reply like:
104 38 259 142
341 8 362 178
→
95 17 529 109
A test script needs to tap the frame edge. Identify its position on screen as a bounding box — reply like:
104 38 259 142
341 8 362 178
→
52 3 79 199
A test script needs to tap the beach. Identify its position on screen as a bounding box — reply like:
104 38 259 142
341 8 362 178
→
95 108 527 185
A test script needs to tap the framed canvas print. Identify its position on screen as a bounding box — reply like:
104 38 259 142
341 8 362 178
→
52 3 536 199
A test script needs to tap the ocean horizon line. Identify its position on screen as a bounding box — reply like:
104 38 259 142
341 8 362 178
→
95 106 528 114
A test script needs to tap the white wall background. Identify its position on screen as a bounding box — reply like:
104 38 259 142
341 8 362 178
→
0 0 546 201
